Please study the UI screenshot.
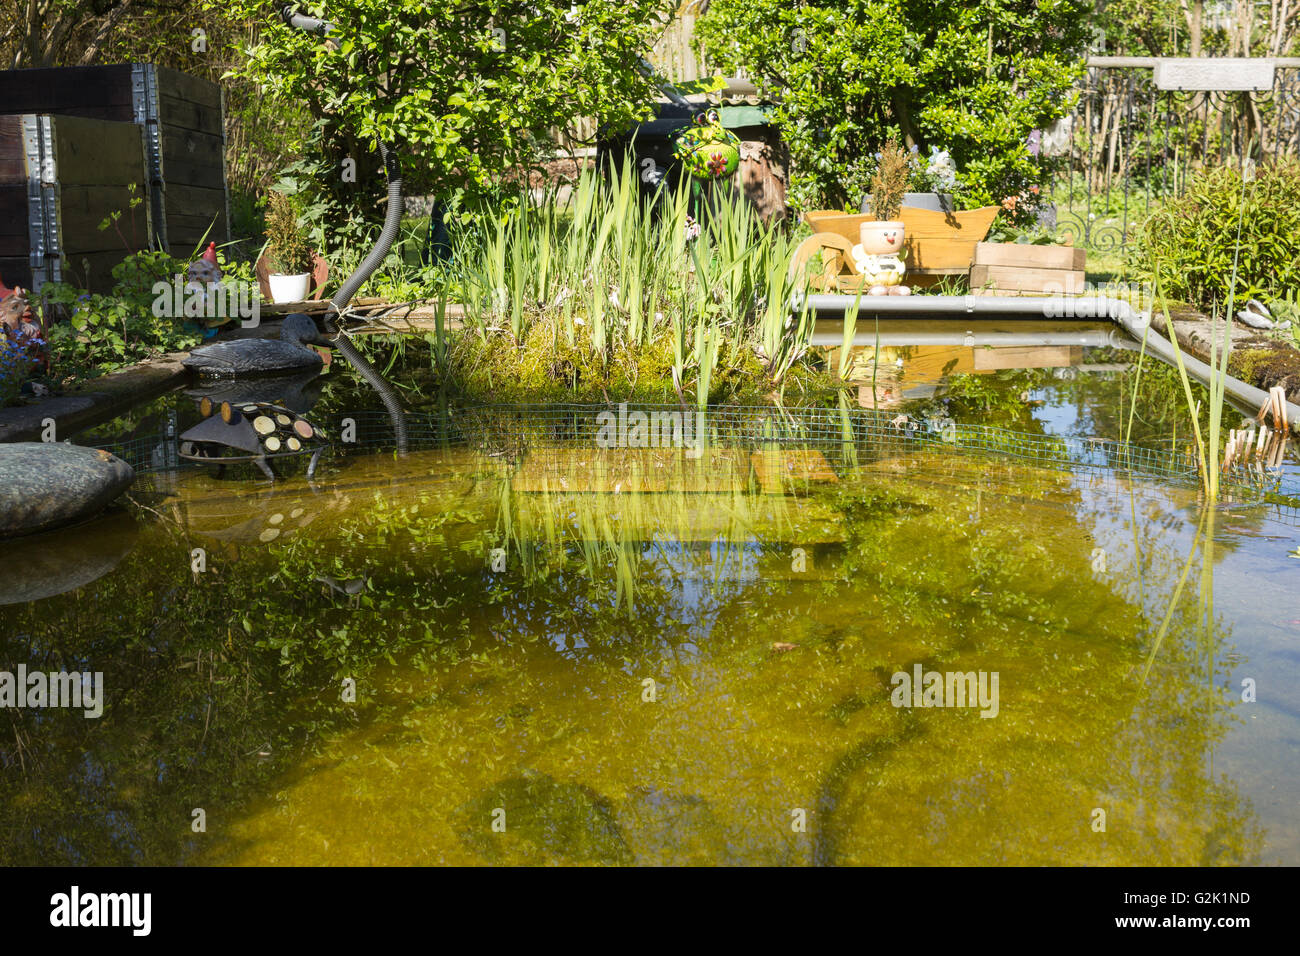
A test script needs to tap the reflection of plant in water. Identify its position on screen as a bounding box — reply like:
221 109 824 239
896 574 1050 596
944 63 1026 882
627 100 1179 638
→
788 457 1262 865
0 435 1266 866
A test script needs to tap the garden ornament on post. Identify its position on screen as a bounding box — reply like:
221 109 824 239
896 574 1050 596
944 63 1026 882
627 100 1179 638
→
673 109 741 222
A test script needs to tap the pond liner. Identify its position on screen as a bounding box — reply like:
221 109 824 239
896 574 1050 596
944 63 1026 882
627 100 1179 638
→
799 293 1300 431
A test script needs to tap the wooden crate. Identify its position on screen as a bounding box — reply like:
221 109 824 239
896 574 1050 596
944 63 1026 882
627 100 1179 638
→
0 114 150 293
969 242 1086 296
0 64 229 267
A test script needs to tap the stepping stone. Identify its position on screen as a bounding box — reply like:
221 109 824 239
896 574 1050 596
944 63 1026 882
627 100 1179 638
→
0 442 134 538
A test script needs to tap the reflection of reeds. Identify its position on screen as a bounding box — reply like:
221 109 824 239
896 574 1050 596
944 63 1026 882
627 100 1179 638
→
491 443 812 613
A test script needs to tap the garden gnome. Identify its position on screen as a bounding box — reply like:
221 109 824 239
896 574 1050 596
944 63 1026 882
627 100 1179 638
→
0 286 40 339
185 242 224 309
852 222 910 295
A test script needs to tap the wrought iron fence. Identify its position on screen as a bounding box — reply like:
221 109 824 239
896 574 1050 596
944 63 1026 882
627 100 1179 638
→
1049 61 1300 254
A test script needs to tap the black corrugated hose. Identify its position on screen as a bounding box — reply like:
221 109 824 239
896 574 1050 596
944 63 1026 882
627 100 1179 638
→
279 4 408 456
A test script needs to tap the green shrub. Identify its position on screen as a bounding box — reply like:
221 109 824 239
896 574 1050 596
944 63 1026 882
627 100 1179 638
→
1131 160 1300 311
695 0 1089 215
41 251 204 383
262 191 314 275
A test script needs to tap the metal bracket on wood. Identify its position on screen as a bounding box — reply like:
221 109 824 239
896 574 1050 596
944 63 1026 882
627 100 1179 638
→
21 114 60 291
132 63 167 254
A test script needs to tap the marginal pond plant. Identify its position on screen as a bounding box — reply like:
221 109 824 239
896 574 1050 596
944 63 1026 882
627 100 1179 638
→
445 160 826 405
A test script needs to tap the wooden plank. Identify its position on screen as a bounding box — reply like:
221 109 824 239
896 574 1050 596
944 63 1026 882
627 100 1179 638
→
59 184 150 253
973 241 1086 271
0 236 27 256
0 116 23 183
154 66 222 111
0 65 135 116
158 93 223 135
906 236 981 271
969 264 1086 294
52 115 145 187
0 184 28 234
973 346 1082 371
159 155 227 191
59 250 131 293
161 126 225 173
0 256 32 289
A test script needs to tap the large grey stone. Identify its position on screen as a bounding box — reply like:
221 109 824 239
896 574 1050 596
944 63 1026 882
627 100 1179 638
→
0 442 135 538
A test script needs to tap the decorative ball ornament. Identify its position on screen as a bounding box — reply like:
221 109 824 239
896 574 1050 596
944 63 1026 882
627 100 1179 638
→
674 110 741 181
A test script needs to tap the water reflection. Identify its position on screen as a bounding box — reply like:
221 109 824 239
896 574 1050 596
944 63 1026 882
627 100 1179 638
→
1 407 1281 865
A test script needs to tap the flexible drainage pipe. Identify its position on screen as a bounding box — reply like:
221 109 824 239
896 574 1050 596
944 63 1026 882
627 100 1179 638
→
799 294 1300 432
280 5 408 456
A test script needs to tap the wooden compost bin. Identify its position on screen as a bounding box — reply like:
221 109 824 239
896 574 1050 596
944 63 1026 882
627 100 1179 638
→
0 113 150 292
0 63 229 292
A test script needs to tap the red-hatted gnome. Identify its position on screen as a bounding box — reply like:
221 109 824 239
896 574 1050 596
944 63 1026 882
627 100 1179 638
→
184 242 224 312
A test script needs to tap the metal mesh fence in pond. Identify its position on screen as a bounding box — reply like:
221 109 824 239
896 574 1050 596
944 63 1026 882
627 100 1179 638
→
87 402 1213 487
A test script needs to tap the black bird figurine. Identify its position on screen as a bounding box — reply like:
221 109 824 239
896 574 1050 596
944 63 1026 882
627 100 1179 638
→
183 313 326 378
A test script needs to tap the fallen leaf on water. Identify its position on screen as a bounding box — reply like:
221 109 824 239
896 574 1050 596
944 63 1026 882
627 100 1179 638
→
772 642 797 652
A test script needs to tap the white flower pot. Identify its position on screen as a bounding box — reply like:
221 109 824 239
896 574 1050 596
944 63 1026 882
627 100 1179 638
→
268 273 311 304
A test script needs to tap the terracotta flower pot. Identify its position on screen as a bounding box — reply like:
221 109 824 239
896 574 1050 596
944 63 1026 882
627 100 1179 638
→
859 220 905 255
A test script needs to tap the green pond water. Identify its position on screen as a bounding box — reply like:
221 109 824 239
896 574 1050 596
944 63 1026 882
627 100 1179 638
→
2 344 1298 865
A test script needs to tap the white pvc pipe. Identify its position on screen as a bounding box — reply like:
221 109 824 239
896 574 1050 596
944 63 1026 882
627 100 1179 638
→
798 294 1300 431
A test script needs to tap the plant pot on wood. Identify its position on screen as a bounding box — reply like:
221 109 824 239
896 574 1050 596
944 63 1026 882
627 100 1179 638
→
861 191 954 214
256 253 329 304
268 272 310 303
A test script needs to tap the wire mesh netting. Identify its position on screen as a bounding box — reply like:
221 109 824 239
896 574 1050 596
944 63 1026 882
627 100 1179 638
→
81 401 1300 520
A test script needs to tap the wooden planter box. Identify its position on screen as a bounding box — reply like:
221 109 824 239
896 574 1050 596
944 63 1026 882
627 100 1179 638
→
0 64 229 292
804 205 999 288
969 242 1087 296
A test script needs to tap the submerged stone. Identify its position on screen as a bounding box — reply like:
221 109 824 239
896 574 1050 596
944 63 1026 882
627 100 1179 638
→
0 442 134 538
457 771 632 865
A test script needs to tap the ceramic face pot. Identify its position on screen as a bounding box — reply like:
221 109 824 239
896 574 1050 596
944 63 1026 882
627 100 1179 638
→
859 221 906 255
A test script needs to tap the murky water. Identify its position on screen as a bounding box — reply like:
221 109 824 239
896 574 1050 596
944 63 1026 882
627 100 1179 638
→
2 343 1297 865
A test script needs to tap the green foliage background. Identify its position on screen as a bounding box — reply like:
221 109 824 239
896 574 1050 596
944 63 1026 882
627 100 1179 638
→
1131 160 1300 311
222 0 678 252
694 0 1090 214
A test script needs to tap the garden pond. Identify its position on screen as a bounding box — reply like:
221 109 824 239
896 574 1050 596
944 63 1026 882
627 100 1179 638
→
2 340 1298 865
